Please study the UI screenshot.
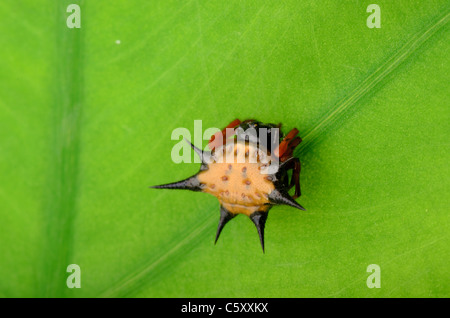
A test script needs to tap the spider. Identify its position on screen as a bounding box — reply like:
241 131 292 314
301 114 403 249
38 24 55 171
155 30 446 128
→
151 119 305 252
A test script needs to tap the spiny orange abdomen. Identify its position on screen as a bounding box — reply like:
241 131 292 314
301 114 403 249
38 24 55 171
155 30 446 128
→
197 141 275 216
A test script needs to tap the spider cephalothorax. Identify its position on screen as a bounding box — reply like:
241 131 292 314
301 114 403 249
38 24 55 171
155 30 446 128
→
151 119 305 252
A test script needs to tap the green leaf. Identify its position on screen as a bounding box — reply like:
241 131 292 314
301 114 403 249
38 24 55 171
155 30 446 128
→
0 0 448 297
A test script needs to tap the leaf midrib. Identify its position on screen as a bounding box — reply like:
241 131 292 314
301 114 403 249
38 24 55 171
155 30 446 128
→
40 0 85 297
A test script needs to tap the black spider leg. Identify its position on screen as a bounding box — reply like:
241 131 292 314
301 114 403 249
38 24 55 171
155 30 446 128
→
280 157 301 199
289 158 301 199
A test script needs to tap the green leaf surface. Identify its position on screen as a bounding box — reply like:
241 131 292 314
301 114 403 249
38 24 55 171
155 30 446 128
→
0 0 448 297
